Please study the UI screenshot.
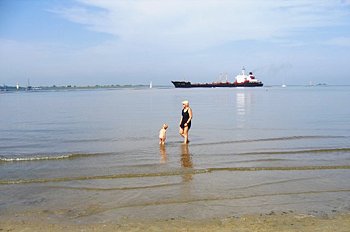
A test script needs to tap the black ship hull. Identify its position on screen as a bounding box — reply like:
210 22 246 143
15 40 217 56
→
171 81 263 88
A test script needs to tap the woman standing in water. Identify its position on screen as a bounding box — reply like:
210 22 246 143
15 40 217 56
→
179 100 193 144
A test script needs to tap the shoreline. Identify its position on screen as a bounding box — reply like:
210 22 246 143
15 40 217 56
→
1 211 349 231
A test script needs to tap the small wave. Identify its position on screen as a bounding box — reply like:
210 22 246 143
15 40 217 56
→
48 182 183 191
233 158 289 163
0 143 47 149
0 170 206 185
107 189 350 210
206 165 350 172
194 136 346 146
0 152 112 163
62 138 113 143
2 165 350 185
240 148 350 156
203 148 350 157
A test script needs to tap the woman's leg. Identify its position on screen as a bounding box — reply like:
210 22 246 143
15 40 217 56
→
179 127 184 138
183 126 189 144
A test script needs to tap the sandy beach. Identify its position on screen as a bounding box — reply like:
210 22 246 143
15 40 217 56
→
1 212 350 232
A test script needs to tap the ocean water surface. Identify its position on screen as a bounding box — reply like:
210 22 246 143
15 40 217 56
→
1 86 350 223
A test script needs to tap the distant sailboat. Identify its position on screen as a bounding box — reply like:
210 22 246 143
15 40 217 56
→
27 79 32 91
282 77 286 87
149 81 153 89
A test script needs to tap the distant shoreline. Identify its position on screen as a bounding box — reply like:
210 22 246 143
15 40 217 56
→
2 83 348 92
0 84 172 92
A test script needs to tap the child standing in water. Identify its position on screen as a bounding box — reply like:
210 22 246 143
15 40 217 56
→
159 124 168 145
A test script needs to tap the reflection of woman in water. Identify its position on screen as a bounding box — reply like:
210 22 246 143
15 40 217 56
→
181 144 193 168
179 100 193 144
181 144 193 182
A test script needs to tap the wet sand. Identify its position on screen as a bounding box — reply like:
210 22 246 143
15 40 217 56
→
1 169 350 231
1 212 350 232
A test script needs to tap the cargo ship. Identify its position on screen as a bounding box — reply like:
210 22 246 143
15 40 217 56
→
172 68 263 88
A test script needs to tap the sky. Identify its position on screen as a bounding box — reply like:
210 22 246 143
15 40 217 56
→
1 0 350 86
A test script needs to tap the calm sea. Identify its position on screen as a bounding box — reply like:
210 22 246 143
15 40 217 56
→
1 86 350 222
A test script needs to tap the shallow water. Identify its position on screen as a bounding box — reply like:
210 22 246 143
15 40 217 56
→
1 86 350 223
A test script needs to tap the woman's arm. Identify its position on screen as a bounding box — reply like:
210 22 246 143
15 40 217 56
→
186 108 193 124
188 108 193 122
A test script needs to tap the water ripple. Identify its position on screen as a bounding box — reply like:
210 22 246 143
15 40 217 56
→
1 165 350 185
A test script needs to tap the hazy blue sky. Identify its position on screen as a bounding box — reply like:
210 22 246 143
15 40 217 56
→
1 0 350 86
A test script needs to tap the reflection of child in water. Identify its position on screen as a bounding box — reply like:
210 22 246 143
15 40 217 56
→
159 145 167 163
159 124 168 145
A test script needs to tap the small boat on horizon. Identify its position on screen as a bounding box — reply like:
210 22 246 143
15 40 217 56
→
172 68 263 88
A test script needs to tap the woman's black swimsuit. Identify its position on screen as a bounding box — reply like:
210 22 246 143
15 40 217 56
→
180 109 191 129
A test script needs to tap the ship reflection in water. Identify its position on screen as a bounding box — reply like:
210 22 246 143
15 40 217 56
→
236 91 253 128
